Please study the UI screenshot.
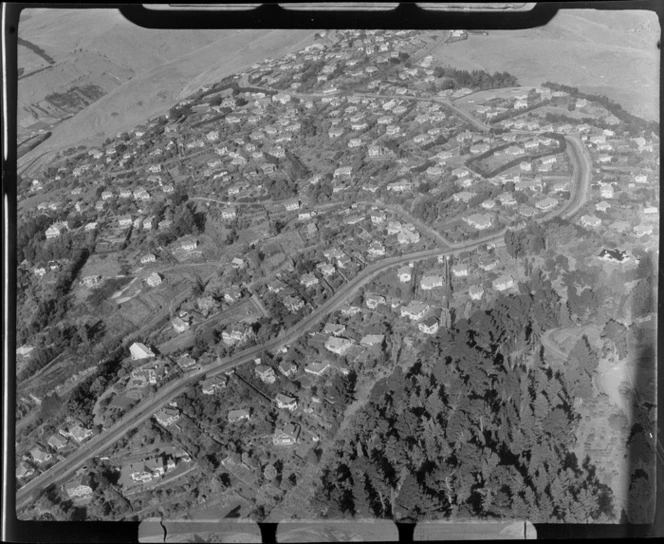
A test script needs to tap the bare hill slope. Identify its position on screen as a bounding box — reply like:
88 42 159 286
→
17 8 316 175
431 9 660 121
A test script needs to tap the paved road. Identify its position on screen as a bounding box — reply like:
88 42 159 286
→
15 108 593 513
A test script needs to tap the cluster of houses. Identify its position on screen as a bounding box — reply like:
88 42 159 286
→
20 420 96 483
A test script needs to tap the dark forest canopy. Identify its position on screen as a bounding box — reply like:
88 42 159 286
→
313 272 615 523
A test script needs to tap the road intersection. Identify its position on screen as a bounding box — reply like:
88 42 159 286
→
16 106 593 512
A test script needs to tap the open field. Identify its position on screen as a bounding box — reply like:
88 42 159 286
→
18 9 316 175
429 10 659 121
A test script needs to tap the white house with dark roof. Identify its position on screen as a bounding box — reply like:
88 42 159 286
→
418 316 439 335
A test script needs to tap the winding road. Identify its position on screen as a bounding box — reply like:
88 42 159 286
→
15 106 592 512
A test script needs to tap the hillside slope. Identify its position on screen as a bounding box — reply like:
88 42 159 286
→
17 9 316 176
430 9 660 122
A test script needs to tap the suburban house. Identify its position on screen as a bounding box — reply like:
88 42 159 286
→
634 224 653 237
418 316 439 335
369 145 387 158
201 375 227 395
305 361 331 376
469 285 484 300
60 422 94 443
275 394 298 411
387 221 402 235
598 249 630 263
154 407 180 427
325 336 354 356
387 180 412 192
222 207 237 220
397 229 420 245
580 215 601 228
130 342 155 361
493 275 515 291
451 263 469 278
272 424 300 446
365 294 386 309
479 257 498 271
595 201 612 212
146 272 163 287
181 240 198 251
141 253 156 264
81 275 102 288
400 301 429 321
599 183 614 199
316 262 335 277
283 198 301 211
334 166 352 180
255 365 277 384
463 214 493 230
17 463 35 480
278 360 298 377
360 334 385 348
368 241 386 257
323 322 346 336
30 447 52 465
397 266 412 282
535 198 558 212
453 191 476 203
283 295 305 312
222 326 254 346
64 475 93 500
300 273 319 288
45 222 68 239
452 167 470 179
172 317 190 334
224 285 242 302
47 434 68 451
228 409 251 423
420 274 444 290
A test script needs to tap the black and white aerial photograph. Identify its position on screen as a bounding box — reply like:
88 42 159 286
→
8 2 660 541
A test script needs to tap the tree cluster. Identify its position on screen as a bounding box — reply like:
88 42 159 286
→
314 274 614 523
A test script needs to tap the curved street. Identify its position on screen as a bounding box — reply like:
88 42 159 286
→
16 101 593 513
